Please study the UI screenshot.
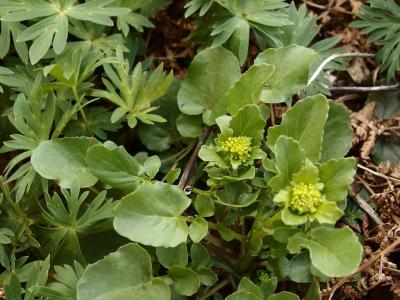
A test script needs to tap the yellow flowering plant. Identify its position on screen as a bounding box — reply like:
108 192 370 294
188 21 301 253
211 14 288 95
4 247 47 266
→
264 96 357 228
272 156 350 225
199 104 266 173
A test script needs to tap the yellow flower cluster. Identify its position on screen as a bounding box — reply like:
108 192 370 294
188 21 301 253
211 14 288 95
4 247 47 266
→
259 272 269 282
289 182 322 214
220 136 252 163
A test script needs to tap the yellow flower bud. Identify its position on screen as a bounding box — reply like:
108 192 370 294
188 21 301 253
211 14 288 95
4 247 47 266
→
259 272 269 282
289 182 322 214
220 136 252 163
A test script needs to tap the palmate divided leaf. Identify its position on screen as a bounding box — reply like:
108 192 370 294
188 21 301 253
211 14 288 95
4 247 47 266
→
0 66 25 92
185 0 291 64
115 0 154 35
64 106 123 140
32 261 85 300
0 16 29 63
35 182 115 265
93 48 173 128
0 0 155 64
352 0 400 80
1 76 55 200
0 0 132 64
66 20 127 53
43 46 118 91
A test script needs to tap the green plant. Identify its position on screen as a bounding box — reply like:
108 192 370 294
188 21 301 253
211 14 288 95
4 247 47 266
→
265 2 347 96
186 2 347 96
352 0 400 80
0 0 159 64
185 0 291 64
92 48 173 128
0 1 364 299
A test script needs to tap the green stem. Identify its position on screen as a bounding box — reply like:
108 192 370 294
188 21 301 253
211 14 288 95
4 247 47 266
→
197 278 230 300
204 235 224 248
247 191 270 250
72 86 92 137
207 221 244 242
191 187 210 194
209 182 227 192
161 141 196 164
183 217 244 242
239 189 278 272
88 186 100 195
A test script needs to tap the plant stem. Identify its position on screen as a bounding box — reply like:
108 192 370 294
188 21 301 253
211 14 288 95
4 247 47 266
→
207 221 244 242
72 86 92 137
357 163 400 182
191 187 210 194
329 84 400 92
269 103 275 125
204 234 225 248
178 126 212 189
199 218 243 242
197 278 230 300
239 190 278 272
184 216 244 242
349 191 383 225
161 141 196 164
161 142 197 182
246 191 270 250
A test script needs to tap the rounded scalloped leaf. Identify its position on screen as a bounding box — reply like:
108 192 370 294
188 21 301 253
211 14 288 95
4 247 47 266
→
268 136 305 192
319 157 356 203
320 101 353 162
230 105 266 143
287 226 363 277
226 63 275 115
267 95 329 162
31 137 100 188
113 182 191 247
267 95 353 163
168 266 200 296
254 45 319 103
177 46 240 125
86 144 142 193
268 292 300 300
156 243 188 269
77 243 170 300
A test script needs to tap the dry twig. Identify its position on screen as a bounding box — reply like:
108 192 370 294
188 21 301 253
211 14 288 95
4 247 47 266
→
178 127 212 189
330 84 400 92
327 236 400 300
350 192 383 225
358 164 400 183
307 52 374 87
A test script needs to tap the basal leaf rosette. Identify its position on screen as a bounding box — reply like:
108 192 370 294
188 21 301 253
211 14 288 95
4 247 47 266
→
270 136 356 226
199 105 266 170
